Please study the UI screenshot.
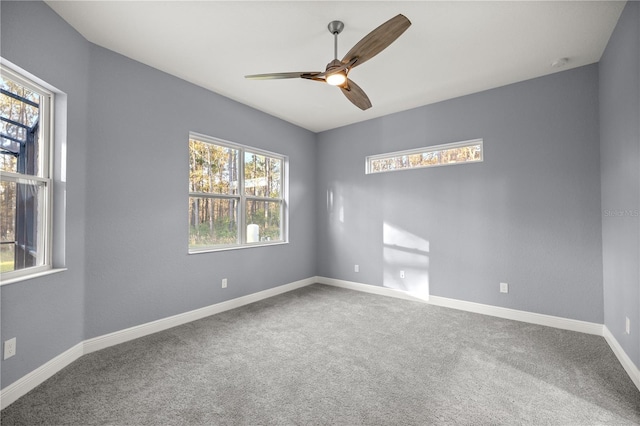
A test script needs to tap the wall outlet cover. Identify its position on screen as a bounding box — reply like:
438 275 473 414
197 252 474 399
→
4 337 16 360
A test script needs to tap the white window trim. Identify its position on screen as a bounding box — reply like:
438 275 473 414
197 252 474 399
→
188 132 288 254
365 138 484 174
0 63 55 284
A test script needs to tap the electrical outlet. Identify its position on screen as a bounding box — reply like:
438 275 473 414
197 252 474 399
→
221 278 227 289
400 270 405 279
500 282 509 293
354 264 359 273
625 317 630 335
4 337 16 360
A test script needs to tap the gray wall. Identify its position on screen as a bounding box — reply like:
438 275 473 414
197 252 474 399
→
84 46 317 338
0 0 316 389
2 0 637 396
600 0 640 370
316 65 604 323
0 1 89 389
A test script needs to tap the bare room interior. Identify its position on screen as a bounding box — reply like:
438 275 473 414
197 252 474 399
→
1 1 639 424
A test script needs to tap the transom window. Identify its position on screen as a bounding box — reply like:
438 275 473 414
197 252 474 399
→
1 66 53 280
188 133 287 252
366 139 483 174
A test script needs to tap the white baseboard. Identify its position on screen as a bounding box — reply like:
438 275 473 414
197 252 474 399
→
0 342 84 410
3 276 637 410
603 326 640 392
1 277 316 409
316 276 430 303
317 277 602 335
84 277 315 355
428 295 603 335
317 277 640 392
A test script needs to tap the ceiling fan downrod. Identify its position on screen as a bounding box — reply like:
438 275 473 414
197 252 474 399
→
328 20 344 60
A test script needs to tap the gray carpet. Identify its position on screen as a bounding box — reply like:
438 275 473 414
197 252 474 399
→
2 284 639 425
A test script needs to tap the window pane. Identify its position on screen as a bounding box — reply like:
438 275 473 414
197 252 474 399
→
1 76 42 176
1 180 16 272
440 144 482 164
189 196 239 248
0 178 45 272
244 152 281 198
245 199 282 242
0 142 18 173
189 139 239 195
367 140 483 174
188 134 287 252
1 244 15 274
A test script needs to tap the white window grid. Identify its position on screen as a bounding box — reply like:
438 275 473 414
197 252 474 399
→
188 132 288 253
365 138 483 174
0 64 54 282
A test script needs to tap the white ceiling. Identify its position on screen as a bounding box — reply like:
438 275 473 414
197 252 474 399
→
45 1 625 133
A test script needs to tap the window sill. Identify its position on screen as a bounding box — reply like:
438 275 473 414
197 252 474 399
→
189 241 289 255
0 268 67 286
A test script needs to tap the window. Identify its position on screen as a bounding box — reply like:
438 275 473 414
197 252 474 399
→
366 139 483 174
188 133 287 252
1 66 53 280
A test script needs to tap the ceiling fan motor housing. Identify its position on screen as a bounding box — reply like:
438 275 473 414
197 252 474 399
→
325 59 343 72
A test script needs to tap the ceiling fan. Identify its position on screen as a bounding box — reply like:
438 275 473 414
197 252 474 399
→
245 14 411 111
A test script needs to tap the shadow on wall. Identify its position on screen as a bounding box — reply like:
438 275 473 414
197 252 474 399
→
383 222 430 300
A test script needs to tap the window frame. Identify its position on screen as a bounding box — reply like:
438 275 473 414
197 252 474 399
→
365 138 483 174
188 132 288 254
0 64 54 283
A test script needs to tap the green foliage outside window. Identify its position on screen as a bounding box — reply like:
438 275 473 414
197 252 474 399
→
368 140 483 174
188 136 285 251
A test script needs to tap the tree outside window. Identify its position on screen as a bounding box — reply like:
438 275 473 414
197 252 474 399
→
1 67 52 280
188 135 286 252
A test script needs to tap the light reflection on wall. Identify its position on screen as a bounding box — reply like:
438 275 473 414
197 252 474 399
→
383 222 430 300
327 186 345 224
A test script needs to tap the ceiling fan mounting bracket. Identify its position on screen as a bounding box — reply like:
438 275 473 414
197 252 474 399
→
327 21 344 35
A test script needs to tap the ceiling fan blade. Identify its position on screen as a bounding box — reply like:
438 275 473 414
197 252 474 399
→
341 14 411 69
245 72 320 80
340 79 372 110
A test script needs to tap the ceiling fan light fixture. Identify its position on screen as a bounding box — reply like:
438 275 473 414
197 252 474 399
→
326 72 347 86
